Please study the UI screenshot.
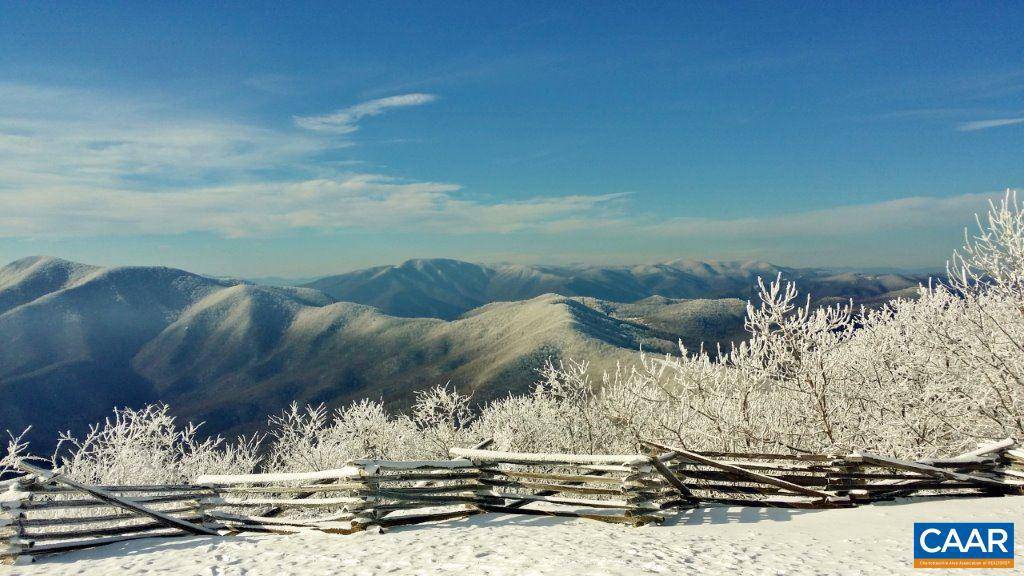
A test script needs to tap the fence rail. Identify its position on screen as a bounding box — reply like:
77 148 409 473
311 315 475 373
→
3 438 1021 564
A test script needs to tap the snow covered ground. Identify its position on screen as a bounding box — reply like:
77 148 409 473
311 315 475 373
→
13 496 1023 576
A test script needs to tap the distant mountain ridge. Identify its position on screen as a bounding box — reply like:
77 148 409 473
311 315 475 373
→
0 255 930 453
303 258 930 319
0 256 739 452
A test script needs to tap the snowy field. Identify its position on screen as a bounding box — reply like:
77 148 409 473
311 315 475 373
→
12 496 1023 576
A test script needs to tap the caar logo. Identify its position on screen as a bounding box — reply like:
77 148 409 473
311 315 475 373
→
914 523 1014 569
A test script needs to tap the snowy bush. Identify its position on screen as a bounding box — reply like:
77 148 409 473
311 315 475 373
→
469 359 626 454
49 404 261 484
0 429 32 477
595 190 1024 457
264 400 418 472
411 384 477 458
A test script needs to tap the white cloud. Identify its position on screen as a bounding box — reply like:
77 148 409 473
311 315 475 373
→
0 83 631 240
643 193 999 239
956 117 1024 131
294 93 438 133
0 82 332 193
0 173 630 238
0 80 1008 268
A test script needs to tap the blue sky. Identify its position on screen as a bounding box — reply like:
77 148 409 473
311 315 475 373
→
0 2 1021 276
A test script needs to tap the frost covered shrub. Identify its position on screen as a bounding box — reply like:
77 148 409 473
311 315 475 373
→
50 404 261 484
411 384 478 458
595 191 1024 458
265 400 417 472
814 192 1024 454
265 385 480 469
0 429 32 477
468 359 627 454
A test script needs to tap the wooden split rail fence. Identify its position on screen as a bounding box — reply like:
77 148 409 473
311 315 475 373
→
448 448 666 525
644 437 1023 509
195 458 485 535
3 438 1021 563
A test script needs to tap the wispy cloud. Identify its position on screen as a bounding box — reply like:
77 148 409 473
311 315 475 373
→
294 93 438 133
0 81 1009 271
644 193 1002 239
0 173 630 238
956 117 1024 132
0 82 331 191
0 83 622 239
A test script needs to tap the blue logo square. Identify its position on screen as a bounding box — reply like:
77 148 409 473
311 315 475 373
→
914 523 1014 562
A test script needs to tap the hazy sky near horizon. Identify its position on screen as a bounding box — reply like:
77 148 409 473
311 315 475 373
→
0 2 1022 277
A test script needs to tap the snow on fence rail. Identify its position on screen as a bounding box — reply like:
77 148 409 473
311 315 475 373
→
450 447 667 525
1 474 214 565
649 438 1023 509
3 439 1022 564
196 457 485 536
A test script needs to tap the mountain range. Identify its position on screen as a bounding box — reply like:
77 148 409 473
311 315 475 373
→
302 258 924 319
0 255 928 453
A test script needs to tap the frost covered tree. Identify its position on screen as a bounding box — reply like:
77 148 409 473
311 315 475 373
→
595 190 1024 457
265 400 418 472
47 405 261 484
411 384 476 458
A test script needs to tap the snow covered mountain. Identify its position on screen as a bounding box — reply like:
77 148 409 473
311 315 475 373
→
0 255 927 451
0 256 739 451
305 258 927 319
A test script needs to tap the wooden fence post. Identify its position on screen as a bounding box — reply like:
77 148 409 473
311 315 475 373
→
827 460 860 498
462 439 503 511
349 463 380 533
1 478 33 565
621 463 661 526
646 451 696 503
